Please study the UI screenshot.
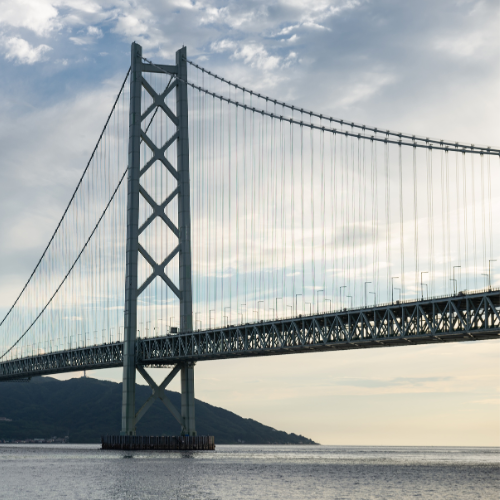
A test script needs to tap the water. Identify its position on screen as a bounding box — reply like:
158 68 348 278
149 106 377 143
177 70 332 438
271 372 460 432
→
0 444 498 499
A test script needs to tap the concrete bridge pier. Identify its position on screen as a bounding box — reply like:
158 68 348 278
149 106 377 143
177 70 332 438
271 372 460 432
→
181 363 196 436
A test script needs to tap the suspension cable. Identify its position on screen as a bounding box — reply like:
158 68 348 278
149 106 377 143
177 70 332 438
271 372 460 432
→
185 58 497 154
0 67 131 330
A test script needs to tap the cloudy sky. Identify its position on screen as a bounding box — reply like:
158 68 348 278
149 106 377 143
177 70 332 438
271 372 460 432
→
0 0 499 446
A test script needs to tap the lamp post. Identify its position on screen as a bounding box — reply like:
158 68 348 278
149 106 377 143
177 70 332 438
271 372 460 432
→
325 299 332 312
453 266 461 294
340 286 346 309
347 295 353 308
276 298 282 320
295 294 302 316
364 281 372 307
420 272 428 300
394 287 401 302
370 291 377 306
488 260 497 290
391 277 399 304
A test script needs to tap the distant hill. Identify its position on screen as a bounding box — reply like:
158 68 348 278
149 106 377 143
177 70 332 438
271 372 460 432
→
0 376 316 445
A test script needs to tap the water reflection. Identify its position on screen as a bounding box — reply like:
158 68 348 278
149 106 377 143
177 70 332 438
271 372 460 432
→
0 444 497 500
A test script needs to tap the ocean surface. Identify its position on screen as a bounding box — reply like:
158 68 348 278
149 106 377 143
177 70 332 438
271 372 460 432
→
0 444 498 499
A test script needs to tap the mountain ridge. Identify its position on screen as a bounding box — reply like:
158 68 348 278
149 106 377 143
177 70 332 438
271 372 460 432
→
0 376 317 445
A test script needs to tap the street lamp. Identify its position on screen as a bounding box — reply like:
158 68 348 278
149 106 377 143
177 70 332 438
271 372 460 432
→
276 298 282 320
370 291 377 306
420 272 428 300
488 260 497 290
394 287 401 302
391 276 399 304
364 282 372 307
325 298 332 312
340 286 346 309
453 266 461 294
295 294 302 316
346 295 353 308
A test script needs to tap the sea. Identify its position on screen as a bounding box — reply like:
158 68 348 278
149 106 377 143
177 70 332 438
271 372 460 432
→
0 444 498 499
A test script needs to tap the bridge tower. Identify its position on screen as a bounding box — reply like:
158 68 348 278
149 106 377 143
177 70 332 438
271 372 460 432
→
121 42 195 437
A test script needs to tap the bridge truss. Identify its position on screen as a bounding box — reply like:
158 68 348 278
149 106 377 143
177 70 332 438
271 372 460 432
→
1 290 497 381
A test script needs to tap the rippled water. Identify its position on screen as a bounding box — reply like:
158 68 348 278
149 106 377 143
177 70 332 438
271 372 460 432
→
0 444 498 499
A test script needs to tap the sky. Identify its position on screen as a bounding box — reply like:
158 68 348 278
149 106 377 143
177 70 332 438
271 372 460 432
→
0 0 499 446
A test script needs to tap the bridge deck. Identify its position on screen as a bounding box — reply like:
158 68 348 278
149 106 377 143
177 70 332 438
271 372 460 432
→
1 291 498 381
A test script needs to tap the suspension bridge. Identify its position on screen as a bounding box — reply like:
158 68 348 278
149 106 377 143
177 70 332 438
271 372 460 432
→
0 43 498 439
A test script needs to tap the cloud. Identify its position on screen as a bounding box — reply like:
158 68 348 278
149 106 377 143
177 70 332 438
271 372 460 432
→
211 39 281 70
69 24 103 45
234 44 281 70
0 0 106 44
3 37 52 64
87 25 102 37
434 32 485 58
113 13 149 38
210 39 237 53
336 376 453 389
198 4 260 29
274 0 360 34
69 37 87 45
337 72 396 107
277 25 298 36
0 0 60 36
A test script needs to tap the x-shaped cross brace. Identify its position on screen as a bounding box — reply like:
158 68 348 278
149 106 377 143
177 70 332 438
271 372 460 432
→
137 243 181 297
135 364 182 426
141 77 178 126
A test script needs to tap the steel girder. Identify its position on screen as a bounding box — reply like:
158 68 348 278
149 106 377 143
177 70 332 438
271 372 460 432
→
138 290 500 364
0 291 498 381
0 343 123 381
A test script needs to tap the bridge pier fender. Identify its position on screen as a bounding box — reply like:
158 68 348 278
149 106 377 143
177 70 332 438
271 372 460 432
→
180 362 196 436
